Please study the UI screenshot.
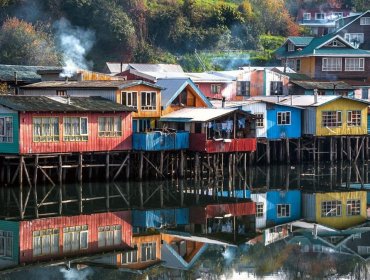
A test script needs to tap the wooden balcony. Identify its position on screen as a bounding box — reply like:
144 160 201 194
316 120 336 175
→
133 131 189 151
189 133 257 153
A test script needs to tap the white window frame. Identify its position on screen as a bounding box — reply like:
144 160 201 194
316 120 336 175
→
345 58 365 71
303 13 311 20
277 111 291 125
277 204 291 218
98 116 122 137
360 17 370 25
211 84 221 94
121 247 138 264
0 116 13 143
358 246 370 254
322 111 342 127
0 230 13 258
256 203 264 218
344 33 364 46
141 242 156 262
63 225 89 252
255 113 264 128
121 91 138 108
288 42 295 52
33 117 60 142
141 91 157 111
347 110 361 127
321 200 342 217
346 199 361 216
63 117 88 141
315 13 326 20
32 229 59 256
322 57 342 71
98 225 122 248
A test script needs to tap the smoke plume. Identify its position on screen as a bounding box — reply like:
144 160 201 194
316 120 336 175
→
54 18 95 77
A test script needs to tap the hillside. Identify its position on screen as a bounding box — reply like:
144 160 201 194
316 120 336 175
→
0 0 361 72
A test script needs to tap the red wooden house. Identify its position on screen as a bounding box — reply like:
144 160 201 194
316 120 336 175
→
0 211 132 269
160 108 257 153
0 95 135 154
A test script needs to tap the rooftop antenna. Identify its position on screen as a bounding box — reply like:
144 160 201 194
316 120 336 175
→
194 49 207 72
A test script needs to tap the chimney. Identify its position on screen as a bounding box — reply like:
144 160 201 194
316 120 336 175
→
120 62 123 73
312 224 318 239
222 97 226 108
314 88 318 104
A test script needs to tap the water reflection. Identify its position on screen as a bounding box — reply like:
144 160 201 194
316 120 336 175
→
1 162 370 279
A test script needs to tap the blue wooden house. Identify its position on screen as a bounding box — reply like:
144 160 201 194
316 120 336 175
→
218 189 301 229
132 208 189 232
212 99 303 140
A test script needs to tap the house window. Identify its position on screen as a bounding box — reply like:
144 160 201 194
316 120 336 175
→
255 113 264 128
98 117 122 137
0 231 13 258
360 17 370 25
358 246 370 255
347 200 361 216
98 225 122 247
288 42 295 52
32 229 59 256
322 111 342 127
347 110 361 127
63 225 88 252
315 13 325 20
33 117 59 142
194 123 202 134
211 84 221 94
236 81 250 96
277 112 291 125
121 92 137 108
277 204 290 218
141 92 157 110
270 81 283 95
322 57 342 71
0 117 13 143
173 90 187 105
56 90 67 96
121 247 138 264
141 242 156 262
303 13 311 20
256 203 264 218
63 117 88 141
345 58 364 71
344 33 364 47
296 59 301 72
321 201 342 217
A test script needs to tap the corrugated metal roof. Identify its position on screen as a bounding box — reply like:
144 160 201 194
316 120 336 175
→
185 72 233 83
250 95 340 107
21 80 162 90
0 64 61 83
291 80 354 90
130 63 184 73
155 78 213 109
104 62 129 74
288 36 314 46
0 95 136 112
160 108 238 122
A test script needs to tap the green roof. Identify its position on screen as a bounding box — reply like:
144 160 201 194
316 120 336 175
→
276 33 370 58
0 65 61 83
287 36 314 46
0 96 136 112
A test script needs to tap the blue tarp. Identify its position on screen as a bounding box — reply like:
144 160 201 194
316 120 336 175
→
132 208 189 228
133 131 189 151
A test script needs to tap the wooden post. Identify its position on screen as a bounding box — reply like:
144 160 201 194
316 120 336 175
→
286 138 290 164
195 152 199 180
317 138 321 162
19 156 24 219
19 156 23 186
180 150 184 178
297 138 301 163
78 153 83 183
313 138 316 162
266 140 270 164
33 155 39 187
105 152 110 181
330 137 334 162
139 152 144 180
347 137 352 161
58 155 63 183
125 152 130 179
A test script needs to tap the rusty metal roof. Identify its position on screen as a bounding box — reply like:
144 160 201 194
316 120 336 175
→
21 80 162 90
0 95 136 112
291 80 354 90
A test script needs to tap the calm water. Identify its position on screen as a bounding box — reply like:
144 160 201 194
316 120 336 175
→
2 162 370 280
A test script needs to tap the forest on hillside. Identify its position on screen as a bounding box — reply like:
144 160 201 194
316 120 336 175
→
0 0 369 71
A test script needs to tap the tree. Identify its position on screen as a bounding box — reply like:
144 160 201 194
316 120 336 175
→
0 17 61 65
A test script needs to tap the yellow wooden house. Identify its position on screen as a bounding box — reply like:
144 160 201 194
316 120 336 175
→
302 190 367 229
278 95 370 136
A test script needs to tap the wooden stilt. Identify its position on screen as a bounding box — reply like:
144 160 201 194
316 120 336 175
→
347 137 352 161
297 138 301 163
139 152 144 180
78 153 83 183
266 140 270 164
286 138 290 164
105 152 110 181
